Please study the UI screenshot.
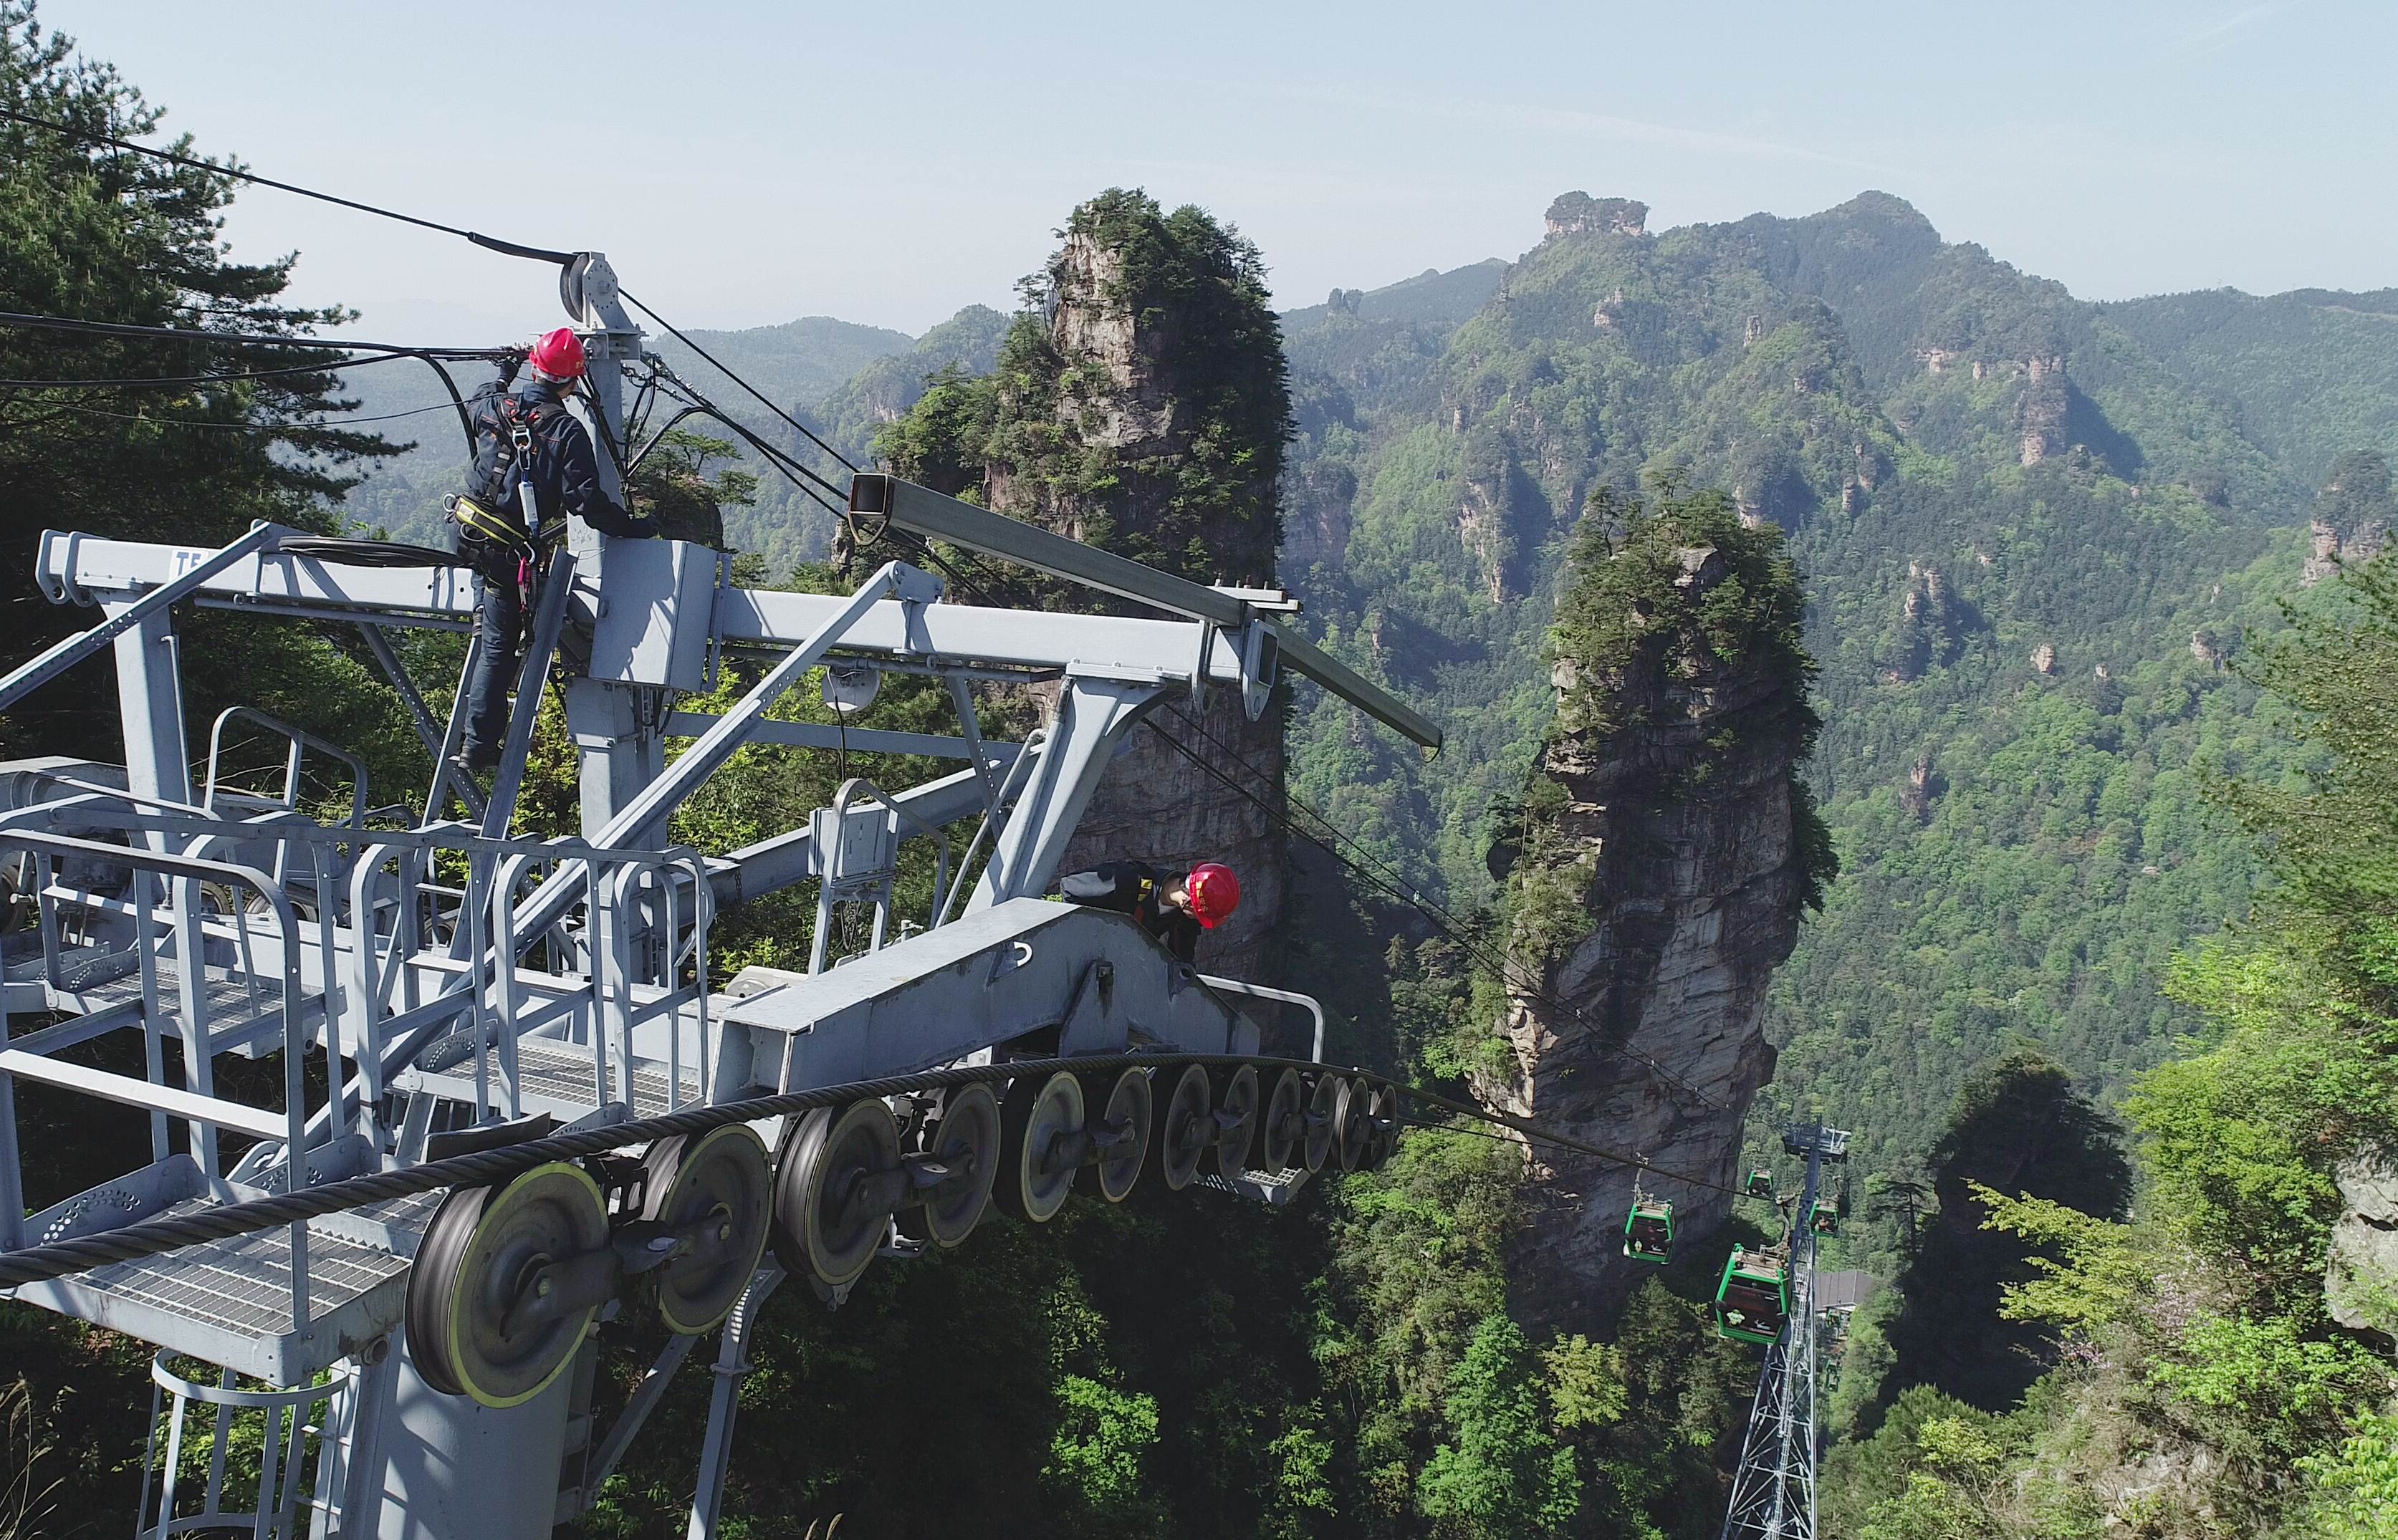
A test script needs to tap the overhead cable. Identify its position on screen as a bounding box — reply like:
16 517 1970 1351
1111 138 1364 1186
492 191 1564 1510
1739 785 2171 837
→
623 299 859 474
0 350 423 390
0 309 494 453
0 105 574 264
6 398 463 432
0 309 494 359
6 110 853 485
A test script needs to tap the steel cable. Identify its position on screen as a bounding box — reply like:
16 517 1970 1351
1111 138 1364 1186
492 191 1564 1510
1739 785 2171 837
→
619 292 858 475
0 1051 1747 1291
0 311 495 454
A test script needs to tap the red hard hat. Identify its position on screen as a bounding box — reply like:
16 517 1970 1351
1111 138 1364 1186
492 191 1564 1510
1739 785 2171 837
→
528 327 587 380
1186 863 1240 929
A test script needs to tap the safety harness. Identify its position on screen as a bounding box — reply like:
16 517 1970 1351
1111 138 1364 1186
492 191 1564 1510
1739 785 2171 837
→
445 392 572 628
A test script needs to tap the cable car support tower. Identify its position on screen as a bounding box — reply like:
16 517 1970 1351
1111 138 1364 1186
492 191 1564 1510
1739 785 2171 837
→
1719 1122 1848 1540
0 254 1441 1539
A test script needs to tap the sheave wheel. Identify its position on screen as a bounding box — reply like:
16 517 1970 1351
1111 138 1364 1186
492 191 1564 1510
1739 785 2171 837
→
1259 1068 1305 1176
1149 1064 1214 1191
1363 1084 1401 1172
642 1125 772 1335
1212 1064 1260 1179
1333 1077 1373 1173
773 1100 901 1290
898 1082 1002 1247
996 1071 1085 1223
1303 1072 1341 1173
406 1161 608 1408
1076 1066 1152 1203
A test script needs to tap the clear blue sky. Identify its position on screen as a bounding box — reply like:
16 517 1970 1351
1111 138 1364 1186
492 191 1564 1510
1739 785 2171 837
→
34 0 2398 342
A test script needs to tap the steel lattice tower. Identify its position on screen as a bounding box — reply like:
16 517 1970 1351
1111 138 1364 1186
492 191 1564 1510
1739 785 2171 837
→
1719 1124 1848 1540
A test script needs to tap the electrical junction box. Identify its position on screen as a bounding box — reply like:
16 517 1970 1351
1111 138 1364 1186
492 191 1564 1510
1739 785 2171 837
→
582 538 724 690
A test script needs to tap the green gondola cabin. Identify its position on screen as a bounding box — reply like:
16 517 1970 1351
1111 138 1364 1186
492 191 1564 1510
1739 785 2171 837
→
1712 1246 1790 1345
1808 1200 1839 1237
1743 1168 1775 1199
1622 1198 1674 1264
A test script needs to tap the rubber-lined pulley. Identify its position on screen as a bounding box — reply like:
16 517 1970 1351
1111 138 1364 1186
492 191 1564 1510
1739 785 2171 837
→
1212 1064 1260 1180
1077 1065 1152 1203
996 1071 1084 1223
642 1124 772 1335
406 1161 608 1408
1333 1077 1373 1173
774 1100 901 1290
1259 1067 1305 1176
898 1082 1002 1247
1150 1064 1214 1191
1363 1084 1401 1172
1303 1072 1341 1173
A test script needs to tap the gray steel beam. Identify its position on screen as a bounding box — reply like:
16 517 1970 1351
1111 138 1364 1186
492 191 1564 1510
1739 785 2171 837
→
851 472 1248 627
686 1266 783 1540
40 534 1244 686
972 674 1159 907
712 756 1021 908
662 712 1020 765
2 523 279 711
850 475 1442 749
496 563 937 956
480 554 577 840
1270 625 1444 751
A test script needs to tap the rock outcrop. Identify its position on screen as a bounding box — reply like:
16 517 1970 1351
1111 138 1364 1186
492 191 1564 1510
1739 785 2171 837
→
878 191 1292 981
2326 1155 2398 1339
2017 355 2070 466
1544 192 1649 239
1478 489 1828 1328
2301 450 2394 586
1012 202 1289 980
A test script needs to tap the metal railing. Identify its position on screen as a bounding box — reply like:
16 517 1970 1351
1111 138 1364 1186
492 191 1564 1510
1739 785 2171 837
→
201 706 373 834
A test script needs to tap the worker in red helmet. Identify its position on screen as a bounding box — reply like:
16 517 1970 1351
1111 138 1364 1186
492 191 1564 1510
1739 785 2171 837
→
446 327 654 771
1054 860 1240 961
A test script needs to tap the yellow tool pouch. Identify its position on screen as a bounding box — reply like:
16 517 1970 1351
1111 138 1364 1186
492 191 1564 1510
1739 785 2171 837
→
443 494 536 560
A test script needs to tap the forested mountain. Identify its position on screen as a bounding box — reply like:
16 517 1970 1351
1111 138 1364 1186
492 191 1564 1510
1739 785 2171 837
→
1272 188 2345 1250
2108 286 2398 486
1265 187 2398 1535
4 0 2396 1526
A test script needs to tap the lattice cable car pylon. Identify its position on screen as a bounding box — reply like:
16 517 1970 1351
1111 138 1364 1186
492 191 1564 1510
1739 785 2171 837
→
1718 1123 1848 1540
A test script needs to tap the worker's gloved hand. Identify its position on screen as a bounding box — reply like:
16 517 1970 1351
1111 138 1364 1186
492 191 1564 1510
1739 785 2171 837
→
495 346 529 388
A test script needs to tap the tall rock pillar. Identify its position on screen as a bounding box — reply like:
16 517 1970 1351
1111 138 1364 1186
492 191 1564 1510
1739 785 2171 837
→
1479 486 1832 1329
882 190 1293 983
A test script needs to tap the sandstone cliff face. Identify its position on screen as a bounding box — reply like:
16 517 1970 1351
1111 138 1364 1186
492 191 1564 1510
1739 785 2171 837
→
979 197 1290 983
1479 506 1823 1329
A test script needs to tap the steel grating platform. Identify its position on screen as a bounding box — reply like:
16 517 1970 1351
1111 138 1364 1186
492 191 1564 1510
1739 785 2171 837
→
403 1033 705 1122
1199 1165 1313 1207
6 1189 439 1386
30 952 324 1055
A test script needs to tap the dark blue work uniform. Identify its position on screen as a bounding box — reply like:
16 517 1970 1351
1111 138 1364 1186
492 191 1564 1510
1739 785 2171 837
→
455 374 650 768
1056 860 1202 961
